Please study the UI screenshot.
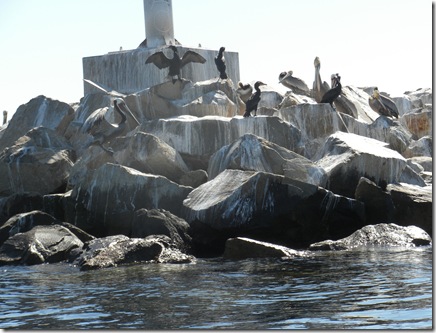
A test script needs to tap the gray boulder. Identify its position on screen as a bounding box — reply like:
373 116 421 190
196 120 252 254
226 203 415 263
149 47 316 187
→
223 237 304 260
309 223 432 250
0 192 43 225
0 225 83 265
0 127 74 196
400 106 432 140
403 136 432 158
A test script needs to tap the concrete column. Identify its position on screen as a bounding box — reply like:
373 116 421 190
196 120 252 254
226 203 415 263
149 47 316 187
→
143 0 175 48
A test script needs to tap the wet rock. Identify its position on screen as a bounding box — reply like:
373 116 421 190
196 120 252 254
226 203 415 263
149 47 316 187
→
309 223 432 250
315 132 407 198
0 192 43 225
223 237 304 260
0 225 83 265
67 163 193 236
0 127 74 196
208 134 327 187
131 209 192 253
73 234 195 271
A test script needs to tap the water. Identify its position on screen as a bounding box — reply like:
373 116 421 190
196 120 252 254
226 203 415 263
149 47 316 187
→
0 246 432 329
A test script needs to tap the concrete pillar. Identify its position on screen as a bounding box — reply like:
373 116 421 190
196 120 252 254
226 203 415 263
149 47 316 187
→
143 0 175 48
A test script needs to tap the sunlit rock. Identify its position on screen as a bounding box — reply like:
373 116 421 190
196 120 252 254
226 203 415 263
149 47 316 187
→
0 95 74 151
309 223 431 250
315 132 407 198
400 106 432 140
0 127 74 196
66 163 192 236
208 134 327 187
403 136 432 158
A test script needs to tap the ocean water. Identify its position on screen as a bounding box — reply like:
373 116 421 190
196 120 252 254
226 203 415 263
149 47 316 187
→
0 246 432 329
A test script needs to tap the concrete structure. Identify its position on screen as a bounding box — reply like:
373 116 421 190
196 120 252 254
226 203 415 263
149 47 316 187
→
82 0 240 95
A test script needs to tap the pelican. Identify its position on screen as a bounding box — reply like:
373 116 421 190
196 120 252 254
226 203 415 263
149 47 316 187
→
312 56 331 102
243 81 266 117
81 98 139 154
278 70 310 96
215 46 228 80
320 74 342 109
145 45 206 84
368 87 399 119
236 82 253 103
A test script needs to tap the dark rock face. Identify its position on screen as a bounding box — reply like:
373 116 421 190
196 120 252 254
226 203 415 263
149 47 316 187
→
309 223 432 251
0 225 83 265
0 192 43 225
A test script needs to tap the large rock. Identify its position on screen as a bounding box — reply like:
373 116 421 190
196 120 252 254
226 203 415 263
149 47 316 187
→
223 237 304 260
0 127 74 196
403 136 432 158
316 132 407 198
0 95 74 151
67 163 193 236
400 106 432 140
0 225 83 265
309 223 432 251
72 234 195 271
183 169 365 251
0 192 43 225
208 134 327 187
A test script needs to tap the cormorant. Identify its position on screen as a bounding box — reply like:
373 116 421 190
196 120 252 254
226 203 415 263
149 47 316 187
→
215 46 228 80
243 81 266 117
81 98 138 154
278 70 310 96
368 87 399 119
236 82 253 103
320 74 342 109
145 45 206 84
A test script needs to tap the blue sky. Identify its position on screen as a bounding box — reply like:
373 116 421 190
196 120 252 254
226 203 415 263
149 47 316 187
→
0 0 432 117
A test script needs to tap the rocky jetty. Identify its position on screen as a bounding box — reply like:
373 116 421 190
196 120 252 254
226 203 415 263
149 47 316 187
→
0 77 432 268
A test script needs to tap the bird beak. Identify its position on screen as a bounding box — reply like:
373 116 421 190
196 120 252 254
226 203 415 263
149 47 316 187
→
117 100 140 126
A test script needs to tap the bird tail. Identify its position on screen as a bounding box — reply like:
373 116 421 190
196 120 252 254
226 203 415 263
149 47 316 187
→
220 72 228 80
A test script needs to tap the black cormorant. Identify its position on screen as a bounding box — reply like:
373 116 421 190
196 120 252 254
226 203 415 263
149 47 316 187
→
320 74 342 109
243 81 266 117
215 46 228 80
368 87 399 119
145 45 206 84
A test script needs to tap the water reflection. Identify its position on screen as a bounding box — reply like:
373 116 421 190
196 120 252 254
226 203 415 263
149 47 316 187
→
0 247 432 329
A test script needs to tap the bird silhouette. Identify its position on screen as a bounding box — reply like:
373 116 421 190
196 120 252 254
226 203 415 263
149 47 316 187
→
145 45 206 84
81 98 139 154
320 74 342 109
215 46 228 80
368 87 399 119
243 81 266 117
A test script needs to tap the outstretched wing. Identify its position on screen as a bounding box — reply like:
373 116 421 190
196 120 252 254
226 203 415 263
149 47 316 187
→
180 51 206 68
145 52 172 69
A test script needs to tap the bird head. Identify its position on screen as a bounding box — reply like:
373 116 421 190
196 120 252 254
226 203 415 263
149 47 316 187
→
314 57 321 68
255 81 266 89
373 87 380 98
169 45 178 53
219 46 225 52
278 71 293 83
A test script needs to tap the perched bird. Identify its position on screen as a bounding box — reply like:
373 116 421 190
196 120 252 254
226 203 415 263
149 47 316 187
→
243 81 266 117
320 74 342 109
236 82 253 103
215 46 228 80
81 98 139 154
145 45 206 84
278 70 310 96
368 87 399 118
312 56 331 102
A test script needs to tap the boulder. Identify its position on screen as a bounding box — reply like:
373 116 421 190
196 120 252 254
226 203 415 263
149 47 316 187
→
183 169 365 251
0 95 74 151
315 132 407 198
208 134 327 187
0 192 43 225
309 223 432 250
257 85 284 109
179 169 208 188
0 127 74 196
67 163 193 236
400 107 432 140
403 136 432 158
0 225 83 265
180 90 238 118
131 208 192 253
408 156 432 172
72 234 195 271
223 237 304 260
387 183 432 235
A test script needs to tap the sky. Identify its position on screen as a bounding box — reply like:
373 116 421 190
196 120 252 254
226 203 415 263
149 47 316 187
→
0 0 432 119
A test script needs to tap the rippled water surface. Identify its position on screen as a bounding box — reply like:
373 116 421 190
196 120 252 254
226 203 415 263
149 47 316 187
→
0 247 432 329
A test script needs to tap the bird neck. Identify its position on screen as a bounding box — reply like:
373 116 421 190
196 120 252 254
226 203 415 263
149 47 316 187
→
114 103 127 123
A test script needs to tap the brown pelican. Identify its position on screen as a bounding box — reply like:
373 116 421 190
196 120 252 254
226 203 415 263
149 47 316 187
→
320 74 342 109
243 81 266 117
278 70 310 96
236 82 253 103
368 87 399 119
81 98 139 154
215 46 228 80
312 56 331 102
145 45 206 83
